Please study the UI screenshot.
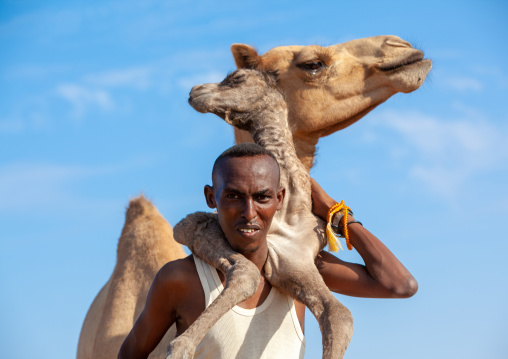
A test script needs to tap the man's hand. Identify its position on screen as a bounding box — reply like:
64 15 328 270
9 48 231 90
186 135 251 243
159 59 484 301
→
310 178 338 221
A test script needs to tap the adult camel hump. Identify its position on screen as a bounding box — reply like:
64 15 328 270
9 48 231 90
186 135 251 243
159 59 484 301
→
77 35 431 359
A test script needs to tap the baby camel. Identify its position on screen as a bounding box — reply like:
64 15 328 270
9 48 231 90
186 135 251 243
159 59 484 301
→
169 69 352 359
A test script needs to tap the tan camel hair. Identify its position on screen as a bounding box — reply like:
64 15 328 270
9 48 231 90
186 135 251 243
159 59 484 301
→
77 35 431 359
77 198 186 359
169 68 352 358
231 36 432 169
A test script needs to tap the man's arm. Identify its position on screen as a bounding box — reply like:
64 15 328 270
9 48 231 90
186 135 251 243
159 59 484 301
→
118 260 188 359
311 178 418 299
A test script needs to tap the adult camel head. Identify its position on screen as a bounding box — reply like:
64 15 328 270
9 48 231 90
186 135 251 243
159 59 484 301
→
231 35 432 169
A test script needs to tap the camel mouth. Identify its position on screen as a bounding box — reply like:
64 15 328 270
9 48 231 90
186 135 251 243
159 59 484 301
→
188 91 210 114
378 53 426 72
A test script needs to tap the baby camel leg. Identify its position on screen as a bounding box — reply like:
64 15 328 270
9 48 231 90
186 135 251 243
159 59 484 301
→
265 253 353 359
167 253 259 358
168 213 261 358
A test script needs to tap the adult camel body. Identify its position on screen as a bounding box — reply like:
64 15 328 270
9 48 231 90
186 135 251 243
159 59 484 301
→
77 35 431 359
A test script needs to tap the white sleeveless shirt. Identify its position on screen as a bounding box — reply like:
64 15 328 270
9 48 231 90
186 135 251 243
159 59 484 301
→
191 255 305 359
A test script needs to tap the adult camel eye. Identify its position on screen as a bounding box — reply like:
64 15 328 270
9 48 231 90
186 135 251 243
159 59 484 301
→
298 61 325 72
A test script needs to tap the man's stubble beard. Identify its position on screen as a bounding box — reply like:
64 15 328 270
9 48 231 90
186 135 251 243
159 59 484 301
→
235 244 260 255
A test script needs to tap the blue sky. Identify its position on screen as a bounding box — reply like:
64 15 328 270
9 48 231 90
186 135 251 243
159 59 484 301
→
1 0 507 358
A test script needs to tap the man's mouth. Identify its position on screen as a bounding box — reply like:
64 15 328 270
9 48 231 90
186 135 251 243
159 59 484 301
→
236 223 261 236
238 228 259 233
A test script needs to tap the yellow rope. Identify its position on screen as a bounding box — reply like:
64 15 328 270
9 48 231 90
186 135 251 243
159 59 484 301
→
326 200 353 252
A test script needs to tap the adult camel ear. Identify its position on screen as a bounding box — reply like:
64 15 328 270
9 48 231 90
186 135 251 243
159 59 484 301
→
231 44 260 69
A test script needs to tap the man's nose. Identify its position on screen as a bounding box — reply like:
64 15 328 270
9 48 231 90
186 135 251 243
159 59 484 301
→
241 198 257 221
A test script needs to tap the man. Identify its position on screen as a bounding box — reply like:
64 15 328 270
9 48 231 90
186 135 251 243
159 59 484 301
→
118 143 417 359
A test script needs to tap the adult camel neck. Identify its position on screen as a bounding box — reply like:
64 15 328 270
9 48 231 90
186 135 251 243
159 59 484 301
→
234 129 318 172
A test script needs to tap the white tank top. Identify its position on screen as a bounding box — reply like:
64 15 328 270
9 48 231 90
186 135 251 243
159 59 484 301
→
192 255 305 359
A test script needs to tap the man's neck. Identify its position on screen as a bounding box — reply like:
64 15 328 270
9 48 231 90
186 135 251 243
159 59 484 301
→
242 244 268 273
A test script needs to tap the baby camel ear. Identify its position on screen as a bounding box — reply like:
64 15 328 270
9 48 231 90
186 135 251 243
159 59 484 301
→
231 44 260 69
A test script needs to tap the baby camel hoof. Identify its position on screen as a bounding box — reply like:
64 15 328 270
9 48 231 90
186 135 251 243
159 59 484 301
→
167 337 194 359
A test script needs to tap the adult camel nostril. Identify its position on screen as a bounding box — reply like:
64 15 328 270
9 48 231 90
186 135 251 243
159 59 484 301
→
385 39 412 48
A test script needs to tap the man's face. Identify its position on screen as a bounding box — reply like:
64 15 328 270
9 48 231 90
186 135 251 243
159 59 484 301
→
204 155 284 255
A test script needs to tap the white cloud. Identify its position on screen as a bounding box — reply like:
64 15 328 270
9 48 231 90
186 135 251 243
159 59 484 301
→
0 8 82 38
372 110 508 197
443 76 484 92
3 64 70 80
472 65 502 77
450 101 487 121
0 96 50 133
84 67 153 89
56 84 114 118
472 65 508 89
0 163 95 211
3 47 230 132
381 112 495 158
0 118 26 134
0 160 154 213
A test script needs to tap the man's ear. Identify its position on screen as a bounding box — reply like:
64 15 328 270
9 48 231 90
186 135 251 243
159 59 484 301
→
231 44 261 69
276 187 285 210
204 185 217 209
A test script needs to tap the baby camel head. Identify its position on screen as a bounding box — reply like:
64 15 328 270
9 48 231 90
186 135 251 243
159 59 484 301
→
188 69 285 132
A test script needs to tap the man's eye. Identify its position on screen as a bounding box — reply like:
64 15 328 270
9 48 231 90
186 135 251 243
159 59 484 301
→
227 194 239 199
256 195 270 201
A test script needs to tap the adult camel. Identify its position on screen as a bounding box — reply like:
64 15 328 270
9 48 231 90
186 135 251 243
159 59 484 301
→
77 35 431 359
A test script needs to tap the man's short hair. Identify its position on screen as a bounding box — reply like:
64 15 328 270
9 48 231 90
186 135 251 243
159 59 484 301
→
212 143 280 184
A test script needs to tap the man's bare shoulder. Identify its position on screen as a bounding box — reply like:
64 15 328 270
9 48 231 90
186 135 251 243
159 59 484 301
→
156 255 198 291
153 255 205 328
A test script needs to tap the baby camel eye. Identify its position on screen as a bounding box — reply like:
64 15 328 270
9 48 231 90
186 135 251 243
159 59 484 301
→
220 74 245 87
